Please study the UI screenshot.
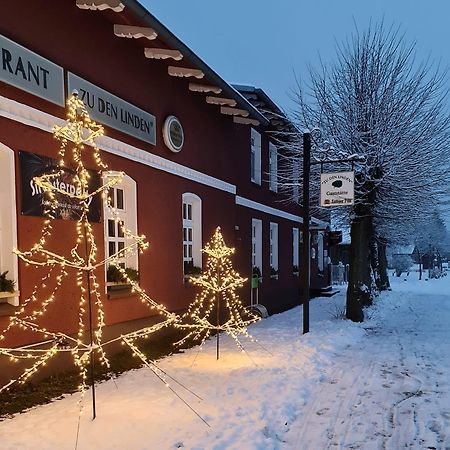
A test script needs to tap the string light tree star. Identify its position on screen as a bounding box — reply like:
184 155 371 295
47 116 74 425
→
177 227 260 360
0 91 179 420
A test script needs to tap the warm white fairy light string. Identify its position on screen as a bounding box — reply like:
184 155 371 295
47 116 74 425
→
0 93 181 414
176 227 260 358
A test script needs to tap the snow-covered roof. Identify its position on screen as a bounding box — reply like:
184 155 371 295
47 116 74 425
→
390 245 416 255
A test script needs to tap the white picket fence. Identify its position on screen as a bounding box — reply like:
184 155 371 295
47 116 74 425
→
331 263 349 285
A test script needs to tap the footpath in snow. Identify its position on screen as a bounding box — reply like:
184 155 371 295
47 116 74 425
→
0 275 449 449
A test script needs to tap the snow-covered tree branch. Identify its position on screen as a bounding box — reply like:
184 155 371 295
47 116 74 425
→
279 22 450 321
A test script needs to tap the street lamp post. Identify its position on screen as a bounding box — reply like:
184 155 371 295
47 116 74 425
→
301 131 311 334
300 130 363 334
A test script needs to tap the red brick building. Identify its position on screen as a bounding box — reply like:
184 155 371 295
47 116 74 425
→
0 0 332 358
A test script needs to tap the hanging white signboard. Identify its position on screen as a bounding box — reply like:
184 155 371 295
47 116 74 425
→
320 171 354 207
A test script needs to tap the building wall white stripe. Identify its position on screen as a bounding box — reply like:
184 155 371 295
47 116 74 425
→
0 95 329 226
236 196 303 223
98 135 236 194
0 95 64 133
0 95 236 194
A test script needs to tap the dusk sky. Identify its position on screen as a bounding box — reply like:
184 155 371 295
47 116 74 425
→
144 0 450 115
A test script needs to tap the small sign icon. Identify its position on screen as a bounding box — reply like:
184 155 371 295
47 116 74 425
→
320 171 354 207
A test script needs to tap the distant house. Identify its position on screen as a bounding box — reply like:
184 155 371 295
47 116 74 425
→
387 245 420 267
329 228 350 266
419 248 443 271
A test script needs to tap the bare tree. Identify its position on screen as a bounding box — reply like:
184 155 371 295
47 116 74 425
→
279 22 450 321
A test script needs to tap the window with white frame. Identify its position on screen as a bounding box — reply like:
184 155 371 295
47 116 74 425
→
103 172 138 274
292 158 300 203
0 143 19 306
250 128 261 185
269 142 278 192
251 218 262 275
293 227 300 272
270 222 279 274
182 193 202 273
183 202 193 264
318 231 324 272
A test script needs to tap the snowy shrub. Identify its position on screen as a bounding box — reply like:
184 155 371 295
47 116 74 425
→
392 255 413 277
0 271 15 293
327 304 347 320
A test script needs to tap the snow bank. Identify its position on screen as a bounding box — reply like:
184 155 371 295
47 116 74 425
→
1 276 449 449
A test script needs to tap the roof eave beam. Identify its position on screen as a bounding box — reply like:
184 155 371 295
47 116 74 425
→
113 24 157 40
233 116 260 126
220 106 250 117
144 48 183 60
168 66 204 79
206 96 237 107
76 0 124 12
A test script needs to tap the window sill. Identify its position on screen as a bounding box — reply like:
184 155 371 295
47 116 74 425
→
0 291 20 307
293 272 299 277
0 291 20 299
270 274 279 280
107 283 139 299
183 273 202 283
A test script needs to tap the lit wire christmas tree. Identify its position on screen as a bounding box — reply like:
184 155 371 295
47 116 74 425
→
0 92 179 419
177 227 260 359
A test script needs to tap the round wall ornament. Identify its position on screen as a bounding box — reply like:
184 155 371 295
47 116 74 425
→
163 115 184 152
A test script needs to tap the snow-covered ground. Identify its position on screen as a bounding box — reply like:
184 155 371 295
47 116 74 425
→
1 274 449 450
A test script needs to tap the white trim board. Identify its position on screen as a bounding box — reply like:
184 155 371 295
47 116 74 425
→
311 219 330 229
0 142 19 306
236 196 302 223
0 95 329 225
0 95 236 195
235 196 330 227
99 135 235 194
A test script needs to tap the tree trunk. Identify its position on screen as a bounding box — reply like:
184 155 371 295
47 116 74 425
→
377 240 390 290
346 212 373 322
370 236 381 291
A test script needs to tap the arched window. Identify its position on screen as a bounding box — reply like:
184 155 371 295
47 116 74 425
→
0 144 19 306
182 193 202 273
103 172 138 273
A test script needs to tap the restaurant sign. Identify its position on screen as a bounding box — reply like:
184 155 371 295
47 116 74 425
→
320 171 354 207
0 33 64 106
68 73 156 145
20 151 101 222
